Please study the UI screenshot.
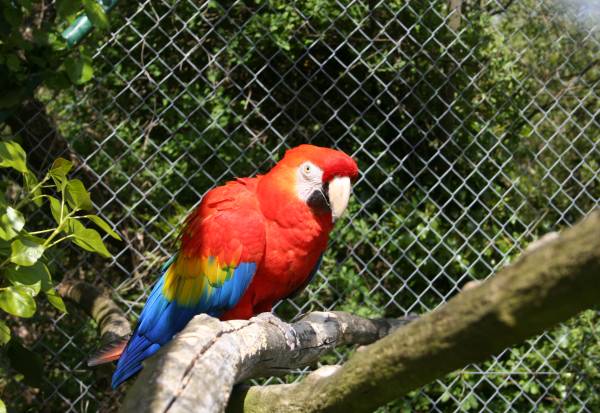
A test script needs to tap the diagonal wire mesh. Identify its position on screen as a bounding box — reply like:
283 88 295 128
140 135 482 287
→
4 0 600 412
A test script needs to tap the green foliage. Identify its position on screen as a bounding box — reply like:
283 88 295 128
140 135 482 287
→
0 0 110 110
0 140 118 409
9 236 45 266
0 285 36 317
64 55 95 85
82 0 110 30
0 142 27 173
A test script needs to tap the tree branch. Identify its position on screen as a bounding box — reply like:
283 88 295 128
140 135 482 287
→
116 209 600 413
119 311 415 412
230 210 600 413
58 280 131 345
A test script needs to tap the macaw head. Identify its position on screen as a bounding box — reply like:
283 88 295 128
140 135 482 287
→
259 144 359 222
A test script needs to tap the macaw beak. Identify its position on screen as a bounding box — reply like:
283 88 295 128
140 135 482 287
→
328 176 352 221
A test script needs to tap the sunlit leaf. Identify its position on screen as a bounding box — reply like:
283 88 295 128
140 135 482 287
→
45 289 68 313
64 55 94 85
66 219 111 257
49 157 73 187
83 0 110 30
0 285 36 317
50 157 73 178
0 140 27 173
0 207 25 241
48 196 68 225
0 398 5 413
10 237 45 266
65 179 93 210
0 320 10 345
84 214 122 240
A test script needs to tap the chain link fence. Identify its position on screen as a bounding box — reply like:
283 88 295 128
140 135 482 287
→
6 0 600 411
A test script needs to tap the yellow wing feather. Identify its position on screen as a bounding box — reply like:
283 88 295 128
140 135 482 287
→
162 252 240 306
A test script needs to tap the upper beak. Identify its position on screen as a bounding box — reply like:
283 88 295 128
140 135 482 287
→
328 176 352 221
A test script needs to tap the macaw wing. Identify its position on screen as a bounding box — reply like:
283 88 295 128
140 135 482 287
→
112 200 265 388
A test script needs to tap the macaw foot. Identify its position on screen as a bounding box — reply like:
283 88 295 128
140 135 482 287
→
254 312 299 350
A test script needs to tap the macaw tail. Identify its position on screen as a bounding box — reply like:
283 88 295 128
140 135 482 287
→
111 331 161 388
87 337 129 366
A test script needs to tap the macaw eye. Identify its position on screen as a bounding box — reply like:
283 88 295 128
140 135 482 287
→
299 162 320 181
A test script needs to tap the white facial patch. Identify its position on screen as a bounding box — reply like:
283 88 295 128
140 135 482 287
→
296 161 324 202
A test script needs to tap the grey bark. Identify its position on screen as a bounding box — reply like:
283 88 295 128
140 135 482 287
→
117 209 600 413
230 210 600 413
120 312 414 413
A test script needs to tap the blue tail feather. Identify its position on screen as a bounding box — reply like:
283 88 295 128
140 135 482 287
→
111 333 160 388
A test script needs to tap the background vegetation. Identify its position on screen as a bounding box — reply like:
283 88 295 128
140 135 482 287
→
0 0 598 412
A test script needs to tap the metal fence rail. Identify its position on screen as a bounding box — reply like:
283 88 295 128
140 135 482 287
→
8 0 600 412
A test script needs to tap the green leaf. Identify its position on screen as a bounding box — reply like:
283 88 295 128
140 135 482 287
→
65 179 93 210
45 288 67 313
49 157 73 187
48 196 67 225
0 320 10 345
16 281 41 298
64 55 94 85
10 237 45 266
0 285 36 317
0 140 27 173
56 0 81 19
83 0 109 30
24 171 43 206
66 219 111 257
0 239 10 257
0 398 5 413
84 214 122 240
4 261 52 293
0 206 25 241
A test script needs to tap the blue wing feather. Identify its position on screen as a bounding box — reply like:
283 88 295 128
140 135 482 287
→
111 261 256 388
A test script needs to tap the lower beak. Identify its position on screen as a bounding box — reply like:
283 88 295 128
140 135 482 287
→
328 176 352 221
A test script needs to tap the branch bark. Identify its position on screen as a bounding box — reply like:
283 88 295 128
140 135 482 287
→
117 210 600 413
58 280 131 344
230 210 600 413
119 311 415 412
448 0 462 32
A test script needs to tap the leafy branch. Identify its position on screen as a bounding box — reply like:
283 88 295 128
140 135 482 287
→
0 139 121 409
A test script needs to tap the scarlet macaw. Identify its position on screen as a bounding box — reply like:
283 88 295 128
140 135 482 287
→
91 144 358 388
